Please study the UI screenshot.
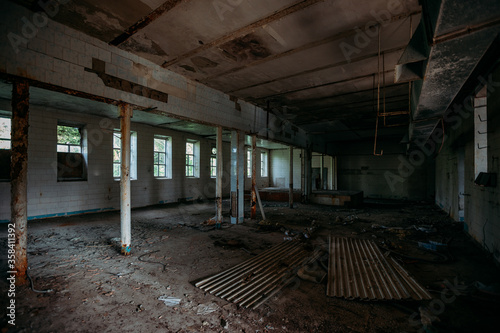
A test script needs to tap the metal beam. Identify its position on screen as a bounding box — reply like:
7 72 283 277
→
230 47 405 95
110 0 189 46
202 12 421 84
289 147 293 209
251 135 257 219
119 103 132 255
258 70 394 101
161 0 326 68
11 80 29 286
216 126 223 225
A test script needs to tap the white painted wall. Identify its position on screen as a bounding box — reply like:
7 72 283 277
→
0 101 231 221
269 148 301 189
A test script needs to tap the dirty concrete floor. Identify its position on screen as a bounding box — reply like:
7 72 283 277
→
1 199 499 333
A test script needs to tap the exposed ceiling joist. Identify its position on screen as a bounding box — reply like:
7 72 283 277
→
201 11 421 84
228 46 406 95
161 0 326 68
110 0 189 46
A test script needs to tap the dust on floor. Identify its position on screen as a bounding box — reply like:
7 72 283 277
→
1 200 499 333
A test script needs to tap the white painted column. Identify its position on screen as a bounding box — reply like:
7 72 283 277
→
119 103 132 255
289 147 293 208
237 131 245 223
216 126 223 225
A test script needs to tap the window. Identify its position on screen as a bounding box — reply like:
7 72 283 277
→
113 130 137 180
247 148 252 178
154 136 172 178
261 151 268 177
0 115 11 180
57 124 87 181
185 140 199 178
474 86 488 179
210 147 217 178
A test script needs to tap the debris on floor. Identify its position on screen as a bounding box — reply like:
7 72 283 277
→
327 236 432 300
195 240 322 309
158 295 182 306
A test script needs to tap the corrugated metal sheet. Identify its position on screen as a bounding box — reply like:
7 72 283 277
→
327 236 432 300
196 240 321 309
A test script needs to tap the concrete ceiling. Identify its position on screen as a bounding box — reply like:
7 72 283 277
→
9 0 425 147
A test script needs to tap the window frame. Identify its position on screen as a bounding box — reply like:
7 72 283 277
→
185 140 200 178
247 148 252 178
56 122 87 182
113 130 138 180
210 146 217 178
260 151 268 177
0 114 11 181
154 135 171 179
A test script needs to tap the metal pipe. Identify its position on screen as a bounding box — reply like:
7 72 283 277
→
251 135 257 219
289 147 293 208
119 103 132 255
11 80 29 286
216 126 223 225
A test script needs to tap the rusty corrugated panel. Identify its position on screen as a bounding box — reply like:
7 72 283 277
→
196 240 320 309
327 236 431 301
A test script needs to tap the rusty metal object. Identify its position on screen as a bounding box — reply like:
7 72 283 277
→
110 0 189 46
251 135 257 219
327 237 432 300
11 81 29 286
196 240 321 309
119 103 133 255
216 126 223 225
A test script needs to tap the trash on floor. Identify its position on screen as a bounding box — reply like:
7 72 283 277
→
327 236 432 300
195 240 321 309
418 241 447 252
158 295 181 306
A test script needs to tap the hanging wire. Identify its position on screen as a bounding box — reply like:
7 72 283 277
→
373 24 383 156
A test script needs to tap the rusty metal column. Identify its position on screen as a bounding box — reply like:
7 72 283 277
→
11 81 29 285
119 103 132 255
289 147 293 208
251 135 257 219
216 126 223 226
237 131 245 223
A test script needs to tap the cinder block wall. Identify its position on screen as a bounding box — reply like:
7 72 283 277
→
435 66 500 263
336 140 435 200
269 148 302 189
0 101 232 222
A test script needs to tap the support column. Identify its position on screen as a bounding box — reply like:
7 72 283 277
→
216 126 223 226
289 147 293 209
237 131 245 223
119 103 132 255
301 149 305 201
230 131 237 224
251 135 257 219
11 81 29 286
320 154 324 190
304 149 312 202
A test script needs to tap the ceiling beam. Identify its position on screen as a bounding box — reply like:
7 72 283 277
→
257 69 395 100
161 0 326 68
110 0 189 46
228 46 405 95
201 11 421 84
255 83 409 107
